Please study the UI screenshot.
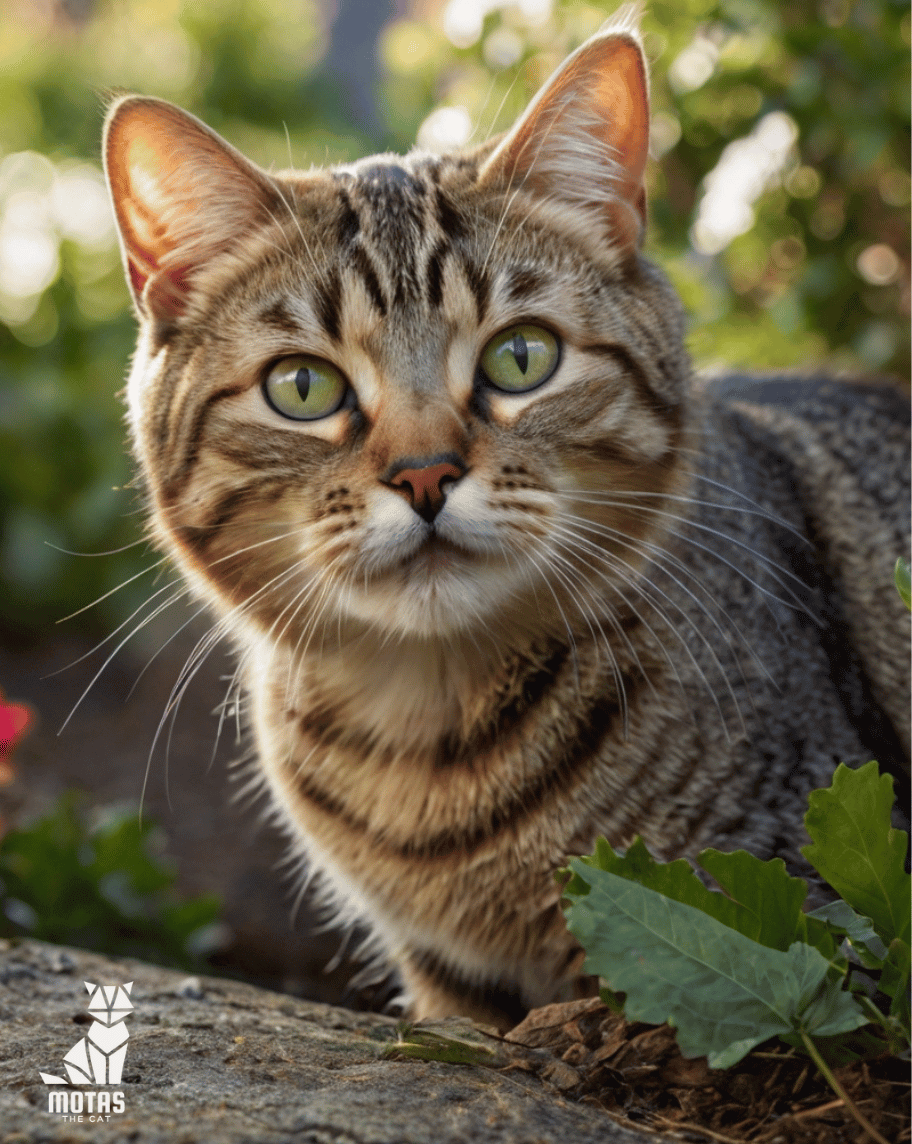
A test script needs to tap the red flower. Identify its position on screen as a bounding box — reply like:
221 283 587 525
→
0 692 31 760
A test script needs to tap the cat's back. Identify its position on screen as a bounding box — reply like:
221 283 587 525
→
700 372 910 760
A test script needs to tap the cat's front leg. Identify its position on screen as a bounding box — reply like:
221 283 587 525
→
398 940 593 1032
398 952 525 1031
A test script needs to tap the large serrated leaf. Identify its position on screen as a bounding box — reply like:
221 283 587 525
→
572 837 833 958
563 861 867 1069
574 837 760 939
802 761 910 947
697 848 811 952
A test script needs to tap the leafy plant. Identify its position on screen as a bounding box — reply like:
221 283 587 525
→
561 761 909 1143
896 556 911 610
0 792 223 970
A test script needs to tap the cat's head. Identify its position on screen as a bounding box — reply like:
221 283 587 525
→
104 8 689 646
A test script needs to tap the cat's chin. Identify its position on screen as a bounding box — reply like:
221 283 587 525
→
339 537 530 639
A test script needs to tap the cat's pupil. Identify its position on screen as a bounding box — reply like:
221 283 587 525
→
295 367 311 402
512 333 529 375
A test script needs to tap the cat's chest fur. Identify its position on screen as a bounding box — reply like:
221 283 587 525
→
103 13 910 1028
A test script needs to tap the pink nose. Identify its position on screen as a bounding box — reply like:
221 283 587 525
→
386 456 467 522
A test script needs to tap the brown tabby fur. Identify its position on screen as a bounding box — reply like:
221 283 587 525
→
103 9 910 1027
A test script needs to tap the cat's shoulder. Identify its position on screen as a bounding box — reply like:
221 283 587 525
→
694 368 910 514
696 369 909 425
697 369 910 460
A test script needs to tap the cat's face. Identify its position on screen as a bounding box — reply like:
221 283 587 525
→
104 13 689 646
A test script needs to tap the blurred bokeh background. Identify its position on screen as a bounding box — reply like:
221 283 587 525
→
0 0 908 998
1 0 909 644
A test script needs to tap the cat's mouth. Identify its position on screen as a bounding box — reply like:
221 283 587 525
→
398 532 474 573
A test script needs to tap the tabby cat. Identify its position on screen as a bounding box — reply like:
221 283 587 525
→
103 9 910 1028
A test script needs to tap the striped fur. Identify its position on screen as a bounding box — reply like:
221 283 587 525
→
104 18 910 1027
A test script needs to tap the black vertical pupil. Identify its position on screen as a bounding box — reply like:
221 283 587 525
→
294 367 312 401
512 332 529 375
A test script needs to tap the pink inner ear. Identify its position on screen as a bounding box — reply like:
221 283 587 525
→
115 129 196 307
482 30 651 248
592 38 650 190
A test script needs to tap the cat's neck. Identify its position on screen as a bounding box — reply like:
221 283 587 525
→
243 610 569 756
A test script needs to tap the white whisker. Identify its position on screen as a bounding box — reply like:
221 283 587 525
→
566 493 817 621
547 519 741 736
557 511 779 690
57 581 188 732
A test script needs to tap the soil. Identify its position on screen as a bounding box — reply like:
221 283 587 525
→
504 998 910 1144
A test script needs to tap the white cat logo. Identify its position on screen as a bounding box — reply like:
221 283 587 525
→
41 981 134 1086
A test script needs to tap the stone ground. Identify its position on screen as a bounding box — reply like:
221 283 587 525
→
0 937 655 1144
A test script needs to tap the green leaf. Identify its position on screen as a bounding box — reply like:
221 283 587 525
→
880 938 911 1038
788 1024 900 1066
855 1006 910 1058
573 837 799 949
806 899 889 966
896 557 911 610
599 985 626 1013
0 793 222 968
570 837 835 959
380 1027 501 1066
802 761 910 947
563 861 867 1069
697 848 813 952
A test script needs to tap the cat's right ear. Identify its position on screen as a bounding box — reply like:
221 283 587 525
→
103 96 278 323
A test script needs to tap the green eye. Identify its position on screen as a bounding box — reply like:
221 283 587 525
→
263 356 348 420
479 324 560 393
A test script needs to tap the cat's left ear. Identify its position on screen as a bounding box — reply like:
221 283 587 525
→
480 10 650 253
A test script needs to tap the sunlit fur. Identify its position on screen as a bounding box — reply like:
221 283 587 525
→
104 14 910 1027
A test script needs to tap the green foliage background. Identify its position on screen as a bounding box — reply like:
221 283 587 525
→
0 793 222 968
0 0 908 641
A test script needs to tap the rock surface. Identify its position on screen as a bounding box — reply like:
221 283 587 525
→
0 938 655 1144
